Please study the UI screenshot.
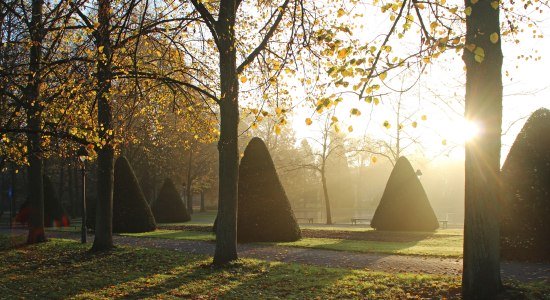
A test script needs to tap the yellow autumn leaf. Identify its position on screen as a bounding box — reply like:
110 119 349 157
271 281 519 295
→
348 125 353 132
274 125 281 135
421 115 427 121
337 8 346 17
305 118 313 125
474 47 485 63
240 76 247 83
383 120 391 129
490 32 499 44
442 139 447 145
412 121 418 128
371 156 378 164
98 46 104 53
491 1 499 9
276 107 283 115
337 48 349 59
465 6 472 16
374 98 380 105
331 116 339 123
379 72 387 80
471 0 478 4
350 108 361 116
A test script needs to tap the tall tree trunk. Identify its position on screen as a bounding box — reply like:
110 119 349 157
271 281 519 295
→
462 0 503 298
9 165 17 224
92 0 114 251
213 2 239 265
321 170 332 225
58 160 65 206
186 149 194 214
200 190 205 212
26 0 45 244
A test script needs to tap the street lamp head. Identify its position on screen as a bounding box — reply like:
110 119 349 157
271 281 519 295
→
77 146 89 163
415 169 423 178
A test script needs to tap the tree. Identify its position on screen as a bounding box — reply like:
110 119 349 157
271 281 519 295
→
370 156 438 231
151 178 190 223
186 0 311 265
500 108 550 261
90 0 115 252
461 0 504 297
237 137 301 243
300 110 344 225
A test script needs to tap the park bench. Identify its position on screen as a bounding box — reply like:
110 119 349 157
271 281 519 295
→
296 217 314 224
351 218 370 225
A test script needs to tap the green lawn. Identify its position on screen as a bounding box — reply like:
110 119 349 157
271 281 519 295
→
1 235 547 299
124 229 463 258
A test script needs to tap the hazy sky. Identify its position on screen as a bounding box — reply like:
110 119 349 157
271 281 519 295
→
288 9 550 165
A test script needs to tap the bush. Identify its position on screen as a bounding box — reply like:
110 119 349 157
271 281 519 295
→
86 157 156 233
236 137 301 243
43 175 70 227
151 178 190 223
371 156 439 231
15 175 70 227
112 156 156 233
500 108 550 261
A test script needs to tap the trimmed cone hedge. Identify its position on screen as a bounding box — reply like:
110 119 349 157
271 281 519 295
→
371 156 439 231
112 156 156 233
236 137 301 243
501 108 550 261
86 157 156 233
15 175 70 227
151 178 190 223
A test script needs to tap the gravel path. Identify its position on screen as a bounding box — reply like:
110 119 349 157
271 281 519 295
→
3 229 549 283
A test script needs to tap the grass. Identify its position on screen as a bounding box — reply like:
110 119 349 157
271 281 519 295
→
276 236 463 257
0 234 547 299
124 229 464 258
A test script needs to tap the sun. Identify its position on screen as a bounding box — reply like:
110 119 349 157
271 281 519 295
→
447 119 481 144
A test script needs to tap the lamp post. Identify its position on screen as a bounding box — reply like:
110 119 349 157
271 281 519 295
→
77 146 89 243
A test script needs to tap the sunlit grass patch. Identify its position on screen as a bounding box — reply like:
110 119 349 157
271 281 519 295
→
275 236 463 258
122 229 214 241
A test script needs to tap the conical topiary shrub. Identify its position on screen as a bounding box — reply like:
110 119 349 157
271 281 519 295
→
237 137 301 243
111 156 156 233
151 178 190 223
15 175 70 227
43 175 70 227
500 108 550 261
371 156 439 231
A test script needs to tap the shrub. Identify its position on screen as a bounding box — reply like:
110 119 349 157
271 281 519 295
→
500 108 550 261
43 175 70 227
111 156 156 233
371 156 439 231
15 175 70 227
86 157 156 233
236 137 301 243
151 178 190 223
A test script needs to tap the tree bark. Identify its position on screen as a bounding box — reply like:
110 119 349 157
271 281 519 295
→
92 0 114 251
321 170 332 225
462 0 503 298
186 149 194 214
200 190 206 212
26 0 45 244
213 2 239 265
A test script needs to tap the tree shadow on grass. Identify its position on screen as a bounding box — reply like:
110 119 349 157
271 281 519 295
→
0 237 208 299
